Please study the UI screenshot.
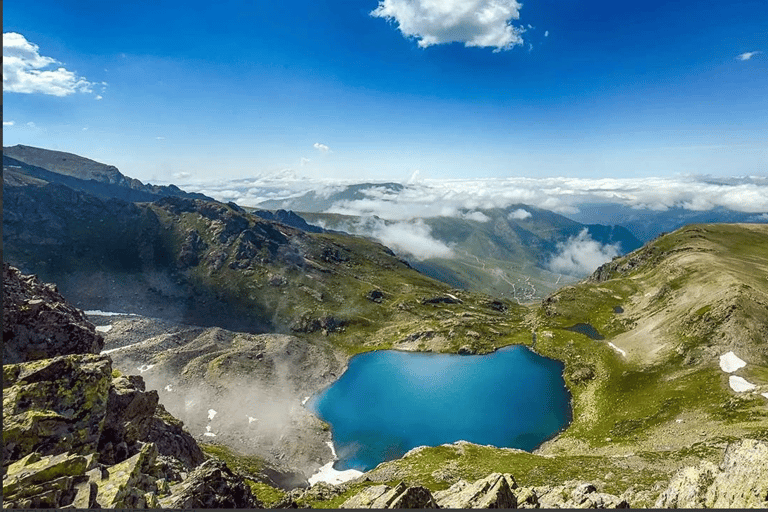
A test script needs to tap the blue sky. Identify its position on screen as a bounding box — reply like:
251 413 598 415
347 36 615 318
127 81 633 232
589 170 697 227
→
3 0 767 183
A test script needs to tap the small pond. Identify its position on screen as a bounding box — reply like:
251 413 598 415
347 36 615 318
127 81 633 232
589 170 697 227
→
308 345 572 472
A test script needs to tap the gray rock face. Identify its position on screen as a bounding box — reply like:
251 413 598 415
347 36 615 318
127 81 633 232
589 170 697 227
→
433 473 519 509
3 263 104 363
656 438 768 509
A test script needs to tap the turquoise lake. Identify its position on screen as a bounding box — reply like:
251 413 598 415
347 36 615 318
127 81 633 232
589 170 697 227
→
309 345 572 472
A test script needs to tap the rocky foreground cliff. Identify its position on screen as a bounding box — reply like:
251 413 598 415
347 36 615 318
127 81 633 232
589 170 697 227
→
2 264 261 508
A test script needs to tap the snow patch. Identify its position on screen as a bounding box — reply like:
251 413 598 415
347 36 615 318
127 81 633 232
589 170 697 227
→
95 325 113 333
248 416 258 424
307 441 363 486
137 364 155 373
203 426 216 437
729 375 757 393
301 396 310 406
164 384 173 392
84 310 130 316
608 342 627 357
762 393 768 400
208 409 217 421
100 341 144 355
719 351 747 373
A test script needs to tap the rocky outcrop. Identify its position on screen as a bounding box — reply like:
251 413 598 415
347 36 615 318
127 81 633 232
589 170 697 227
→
655 439 768 508
340 482 437 509
535 481 629 509
3 263 104 363
158 459 263 508
433 473 522 508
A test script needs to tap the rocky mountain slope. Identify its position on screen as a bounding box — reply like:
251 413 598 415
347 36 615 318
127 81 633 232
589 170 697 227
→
4 179 529 354
2 264 261 508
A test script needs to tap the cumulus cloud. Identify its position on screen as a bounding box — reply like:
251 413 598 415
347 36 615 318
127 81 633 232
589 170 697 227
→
544 30 549 37
301 157 311 166
370 219 455 260
370 0 525 51
313 142 330 152
333 217 454 260
3 32 94 96
508 208 532 220
738 51 761 61
547 229 620 277
3 120 14 126
460 210 491 222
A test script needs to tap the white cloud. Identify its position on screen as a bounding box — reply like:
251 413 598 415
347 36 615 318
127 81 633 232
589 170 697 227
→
3 32 94 96
173 172 191 180
737 51 761 61
460 210 491 222
156 136 165 140
366 218 454 260
300 157 311 166
95 95 103 100
313 142 330 152
184 175 768 222
370 0 525 51
544 30 549 37
26 121 36 128
508 208 532 220
547 228 620 277
3 120 14 126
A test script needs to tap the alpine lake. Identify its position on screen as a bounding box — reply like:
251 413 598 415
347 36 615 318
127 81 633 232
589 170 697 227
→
309 345 572 472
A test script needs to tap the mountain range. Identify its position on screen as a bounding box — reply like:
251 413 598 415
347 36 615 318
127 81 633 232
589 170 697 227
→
3 145 767 508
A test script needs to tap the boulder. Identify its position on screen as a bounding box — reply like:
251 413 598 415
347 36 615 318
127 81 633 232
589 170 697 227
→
3 354 112 464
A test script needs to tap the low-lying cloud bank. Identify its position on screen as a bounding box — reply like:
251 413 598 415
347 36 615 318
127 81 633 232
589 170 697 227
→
177 174 768 221
547 229 620 277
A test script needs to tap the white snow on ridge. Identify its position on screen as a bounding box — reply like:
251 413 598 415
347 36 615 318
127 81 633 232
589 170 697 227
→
95 325 113 333
729 375 757 393
719 351 747 373
84 310 131 316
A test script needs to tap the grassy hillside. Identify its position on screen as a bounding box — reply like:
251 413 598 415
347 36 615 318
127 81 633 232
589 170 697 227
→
304 223 768 508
